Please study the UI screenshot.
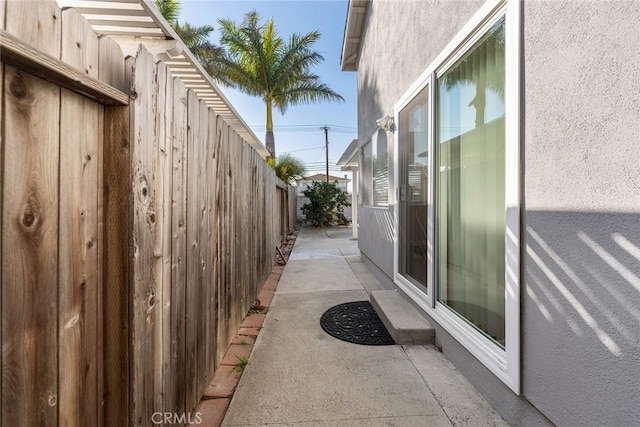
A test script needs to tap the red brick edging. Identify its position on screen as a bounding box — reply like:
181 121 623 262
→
196 229 297 426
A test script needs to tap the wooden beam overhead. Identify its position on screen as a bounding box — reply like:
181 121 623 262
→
0 30 129 105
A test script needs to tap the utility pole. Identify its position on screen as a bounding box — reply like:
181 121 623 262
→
321 125 330 182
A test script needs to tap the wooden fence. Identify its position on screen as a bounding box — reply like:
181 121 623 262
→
1 1 290 425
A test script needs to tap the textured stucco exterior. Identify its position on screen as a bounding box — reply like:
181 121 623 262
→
356 0 484 278
521 1 640 425
352 0 640 425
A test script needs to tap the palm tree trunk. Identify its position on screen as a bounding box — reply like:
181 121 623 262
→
265 100 275 158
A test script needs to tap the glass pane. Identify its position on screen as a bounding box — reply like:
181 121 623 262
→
436 18 506 347
399 87 429 288
372 131 389 206
361 141 372 206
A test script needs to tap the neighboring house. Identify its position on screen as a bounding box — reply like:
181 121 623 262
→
337 139 360 239
340 0 639 426
296 173 351 195
296 174 352 222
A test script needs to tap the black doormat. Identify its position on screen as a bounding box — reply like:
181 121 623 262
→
320 301 395 345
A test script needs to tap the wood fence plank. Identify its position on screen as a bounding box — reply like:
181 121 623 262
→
5 0 60 57
232 134 241 329
153 61 170 416
0 0 5 31
205 109 217 379
98 35 126 93
103 102 131 427
58 88 101 427
158 64 175 420
168 76 187 416
214 115 224 367
96 105 105 427
61 8 99 79
196 100 208 399
130 47 158 427
1 66 60 427
0 57 3 427
101 38 130 427
58 9 101 425
185 89 200 413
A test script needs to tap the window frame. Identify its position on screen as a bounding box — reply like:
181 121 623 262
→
360 131 390 209
392 0 521 393
359 139 372 206
371 129 390 207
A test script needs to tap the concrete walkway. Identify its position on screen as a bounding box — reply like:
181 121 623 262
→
223 226 507 427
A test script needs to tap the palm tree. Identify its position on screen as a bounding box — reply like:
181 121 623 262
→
211 10 344 158
154 0 221 75
272 154 306 184
155 0 180 23
172 21 223 75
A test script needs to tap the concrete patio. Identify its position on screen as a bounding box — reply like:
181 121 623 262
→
222 226 507 426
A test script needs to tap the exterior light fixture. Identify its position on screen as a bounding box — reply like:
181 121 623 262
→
376 115 395 132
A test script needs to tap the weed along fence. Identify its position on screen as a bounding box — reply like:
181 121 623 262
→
275 180 298 243
0 0 292 425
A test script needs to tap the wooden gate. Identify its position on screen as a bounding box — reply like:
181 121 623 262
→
0 2 127 426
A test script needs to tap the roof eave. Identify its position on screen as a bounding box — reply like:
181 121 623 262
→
340 0 368 72
336 139 359 168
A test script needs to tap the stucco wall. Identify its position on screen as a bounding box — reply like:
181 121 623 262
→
354 0 640 425
356 0 485 278
522 1 640 425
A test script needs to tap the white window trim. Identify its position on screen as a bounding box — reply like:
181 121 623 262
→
372 129 390 208
392 0 521 394
361 130 391 209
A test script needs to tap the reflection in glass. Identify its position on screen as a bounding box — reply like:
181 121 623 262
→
436 18 506 346
372 131 389 207
360 141 372 206
399 88 429 288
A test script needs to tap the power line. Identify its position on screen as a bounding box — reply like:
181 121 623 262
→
250 123 356 130
279 145 325 154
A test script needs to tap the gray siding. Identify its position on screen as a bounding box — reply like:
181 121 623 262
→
354 0 640 425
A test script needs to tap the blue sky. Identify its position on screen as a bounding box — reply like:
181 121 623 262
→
179 0 358 179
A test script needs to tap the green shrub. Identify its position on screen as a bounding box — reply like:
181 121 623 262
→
302 181 350 227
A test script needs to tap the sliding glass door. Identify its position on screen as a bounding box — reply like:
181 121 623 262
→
398 87 430 289
436 18 506 346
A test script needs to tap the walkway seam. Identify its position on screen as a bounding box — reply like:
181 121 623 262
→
401 345 455 427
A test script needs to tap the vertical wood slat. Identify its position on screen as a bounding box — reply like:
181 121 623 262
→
214 115 226 367
2 2 61 426
158 63 174 420
95 31 125 427
1 66 60 427
205 109 217 380
98 36 127 94
152 61 170 416
5 0 60 58
58 90 101 427
0 0 5 31
167 76 187 416
103 103 131 427
185 89 200 413
129 46 158 426
196 100 208 399
58 8 101 427
101 42 130 427
0 56 3 427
